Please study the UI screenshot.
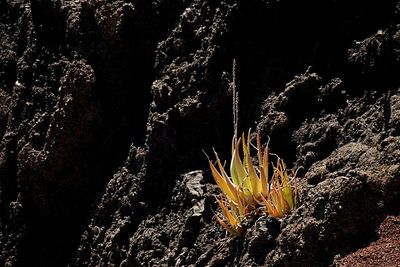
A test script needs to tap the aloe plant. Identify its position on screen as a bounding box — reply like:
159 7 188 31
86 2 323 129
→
207 130 298 235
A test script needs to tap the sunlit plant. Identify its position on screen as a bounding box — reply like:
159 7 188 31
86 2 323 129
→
260 158 298 218
207 60 298 235
207 130 298 235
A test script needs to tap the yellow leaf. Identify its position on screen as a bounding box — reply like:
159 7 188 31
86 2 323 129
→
209 161 238 204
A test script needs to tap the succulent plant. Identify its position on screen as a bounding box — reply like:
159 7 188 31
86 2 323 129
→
207 130 298 235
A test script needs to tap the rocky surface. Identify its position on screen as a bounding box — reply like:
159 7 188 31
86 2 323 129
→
335 215 400 267
1 0 399 266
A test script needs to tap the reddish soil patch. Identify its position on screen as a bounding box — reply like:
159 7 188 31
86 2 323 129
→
337 215 400 267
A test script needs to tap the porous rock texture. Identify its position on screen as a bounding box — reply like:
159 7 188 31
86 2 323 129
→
0 0 399 266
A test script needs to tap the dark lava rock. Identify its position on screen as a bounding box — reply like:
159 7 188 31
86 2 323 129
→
0 0 399 266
